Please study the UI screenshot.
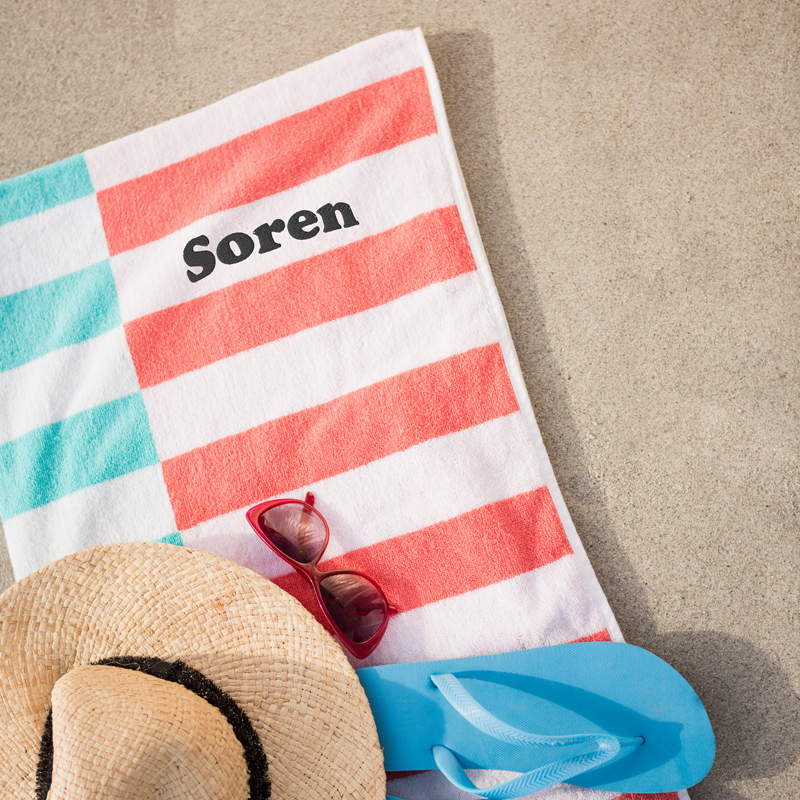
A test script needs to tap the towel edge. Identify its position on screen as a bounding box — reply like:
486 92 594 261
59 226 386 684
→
412 26 626 646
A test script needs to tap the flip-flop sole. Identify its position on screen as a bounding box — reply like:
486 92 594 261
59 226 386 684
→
357 642 714 794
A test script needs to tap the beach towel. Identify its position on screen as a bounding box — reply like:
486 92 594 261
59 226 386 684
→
0 28 684 800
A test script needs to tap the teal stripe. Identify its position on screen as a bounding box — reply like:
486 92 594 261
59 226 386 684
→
0 394 159 519
156 532 184 547
0 154 94 226
0 260 121 372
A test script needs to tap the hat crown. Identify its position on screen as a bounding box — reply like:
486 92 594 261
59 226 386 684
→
47 664 250 800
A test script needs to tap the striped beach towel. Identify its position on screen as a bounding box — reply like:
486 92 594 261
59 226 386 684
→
0 29 682 800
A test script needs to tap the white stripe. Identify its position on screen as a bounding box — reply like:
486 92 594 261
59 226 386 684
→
356 556 608 668
3 465 176 578
84 30 423 191
0 327 141 445
143 271 497 460
181 412 546 575
111 134 454 321
0 195 108 295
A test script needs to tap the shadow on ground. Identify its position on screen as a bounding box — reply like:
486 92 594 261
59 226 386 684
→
426 29 800 800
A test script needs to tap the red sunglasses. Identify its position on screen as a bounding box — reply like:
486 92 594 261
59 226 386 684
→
245 492 395 659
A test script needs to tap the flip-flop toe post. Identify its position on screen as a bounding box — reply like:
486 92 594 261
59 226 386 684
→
357 642 714 797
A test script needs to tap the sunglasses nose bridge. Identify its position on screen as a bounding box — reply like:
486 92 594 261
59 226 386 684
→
300 560 324 582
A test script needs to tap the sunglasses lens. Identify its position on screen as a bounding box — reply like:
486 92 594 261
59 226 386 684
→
319 574 387 644
259 502 326 564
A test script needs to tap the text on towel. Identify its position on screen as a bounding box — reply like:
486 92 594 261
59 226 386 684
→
183 201 360 283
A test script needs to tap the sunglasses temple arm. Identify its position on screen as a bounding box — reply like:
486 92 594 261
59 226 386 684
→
297 492 316 560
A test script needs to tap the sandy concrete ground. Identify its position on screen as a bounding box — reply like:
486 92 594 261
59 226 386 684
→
1 2 798 798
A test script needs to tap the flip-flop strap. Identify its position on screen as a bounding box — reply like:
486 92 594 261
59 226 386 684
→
432 673 623 749
385 744 618 800
427 673 642 799
386 743 621 800
432 743 618 799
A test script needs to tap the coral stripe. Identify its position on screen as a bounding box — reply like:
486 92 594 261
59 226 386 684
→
98 68 436 255
162 344 517 529
570 628 613 643
617 794 681 800
125 205 473 388
271 486 572 633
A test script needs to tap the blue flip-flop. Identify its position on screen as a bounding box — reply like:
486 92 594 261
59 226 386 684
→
357 642 714 798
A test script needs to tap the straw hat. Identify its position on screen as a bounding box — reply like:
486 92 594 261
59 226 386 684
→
0 542 385 799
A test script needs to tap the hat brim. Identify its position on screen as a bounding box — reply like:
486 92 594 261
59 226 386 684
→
0 542 385 800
